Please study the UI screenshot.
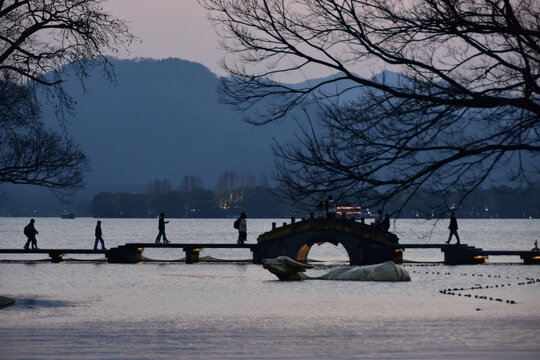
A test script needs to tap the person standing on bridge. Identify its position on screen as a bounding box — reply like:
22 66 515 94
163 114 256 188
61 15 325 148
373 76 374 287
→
23 219 39 250
316 200 326 218
155 212 170 244
382 213 391 232
94 220 106 250
373 209 382 228
326 195 337 219
446 211 460 245
237 212 247 244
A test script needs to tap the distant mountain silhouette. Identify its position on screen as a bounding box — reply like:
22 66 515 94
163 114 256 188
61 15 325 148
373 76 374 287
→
37 58 424 195
3 58 534 216
40 57 300 193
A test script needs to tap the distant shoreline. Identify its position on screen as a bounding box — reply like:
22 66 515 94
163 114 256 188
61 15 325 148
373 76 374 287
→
0 216 537 220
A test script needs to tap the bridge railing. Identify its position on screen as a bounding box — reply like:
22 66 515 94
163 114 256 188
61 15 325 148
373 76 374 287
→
257 217 399 245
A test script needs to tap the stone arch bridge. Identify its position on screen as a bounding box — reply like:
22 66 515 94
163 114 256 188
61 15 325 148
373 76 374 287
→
252 217 401 265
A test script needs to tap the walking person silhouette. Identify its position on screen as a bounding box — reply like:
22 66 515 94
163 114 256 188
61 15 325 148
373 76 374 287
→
446 211 460 245
23 219 39 250
94 220 106 250
155 212 170 244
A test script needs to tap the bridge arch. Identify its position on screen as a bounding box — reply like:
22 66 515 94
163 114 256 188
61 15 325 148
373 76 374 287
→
291 231 367 264
296 241 350 263
254 218 400 265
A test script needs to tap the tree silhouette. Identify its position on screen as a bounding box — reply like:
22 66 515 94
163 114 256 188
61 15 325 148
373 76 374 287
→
201 0 539 216
179 175 205 192
0 79 86 195
0 0 133 196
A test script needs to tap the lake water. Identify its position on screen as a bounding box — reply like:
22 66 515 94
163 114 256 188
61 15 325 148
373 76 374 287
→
0 217 539 359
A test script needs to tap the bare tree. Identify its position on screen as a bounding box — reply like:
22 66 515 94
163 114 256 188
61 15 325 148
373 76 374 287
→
179 175 205 192
0 0 133 196
145 179 173 194
0 79 86 194
201 0 540 216
215 171 241 193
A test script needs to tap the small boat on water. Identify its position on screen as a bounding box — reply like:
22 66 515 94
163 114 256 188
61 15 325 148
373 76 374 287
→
61 212 75 219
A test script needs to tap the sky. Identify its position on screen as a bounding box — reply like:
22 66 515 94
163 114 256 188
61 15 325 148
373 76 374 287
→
102 0 346 82
103 0 224 75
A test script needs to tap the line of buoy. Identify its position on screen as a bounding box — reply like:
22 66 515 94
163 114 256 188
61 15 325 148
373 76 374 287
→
439 276 539 304
419 269 539 305
408 265 539 305
410 270 452 276
438 289 517 304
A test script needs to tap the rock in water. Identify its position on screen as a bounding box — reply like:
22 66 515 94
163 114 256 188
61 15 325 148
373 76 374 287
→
262 257 410 281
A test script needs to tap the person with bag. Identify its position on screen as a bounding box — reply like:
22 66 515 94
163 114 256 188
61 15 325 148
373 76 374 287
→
23 219 39 250
236 212 247 244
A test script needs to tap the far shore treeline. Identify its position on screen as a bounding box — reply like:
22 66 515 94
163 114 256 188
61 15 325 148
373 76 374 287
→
88 184 540 219
1 179 538 219
90 187 291 218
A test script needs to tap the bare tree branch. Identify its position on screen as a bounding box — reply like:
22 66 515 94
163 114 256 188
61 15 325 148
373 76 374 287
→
201 0 540 216
0 0 134 196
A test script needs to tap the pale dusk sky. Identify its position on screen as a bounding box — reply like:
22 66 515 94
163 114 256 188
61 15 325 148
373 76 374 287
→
103 0 348 81
104 0 224 75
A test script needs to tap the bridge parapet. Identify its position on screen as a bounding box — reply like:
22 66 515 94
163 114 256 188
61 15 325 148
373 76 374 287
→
257 217 398 245
254 218 400 265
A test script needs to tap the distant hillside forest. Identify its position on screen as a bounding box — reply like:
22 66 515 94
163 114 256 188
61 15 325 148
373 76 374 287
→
90 184 540 219
90 187 292 218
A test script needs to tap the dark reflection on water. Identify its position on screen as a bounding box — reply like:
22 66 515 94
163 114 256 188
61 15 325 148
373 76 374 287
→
16 298 76 309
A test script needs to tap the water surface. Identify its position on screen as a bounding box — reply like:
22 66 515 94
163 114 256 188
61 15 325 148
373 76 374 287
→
1 218 539 359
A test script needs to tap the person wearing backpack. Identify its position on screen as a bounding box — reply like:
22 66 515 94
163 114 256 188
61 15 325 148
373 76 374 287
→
236 212 247 245
23 219 39 250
